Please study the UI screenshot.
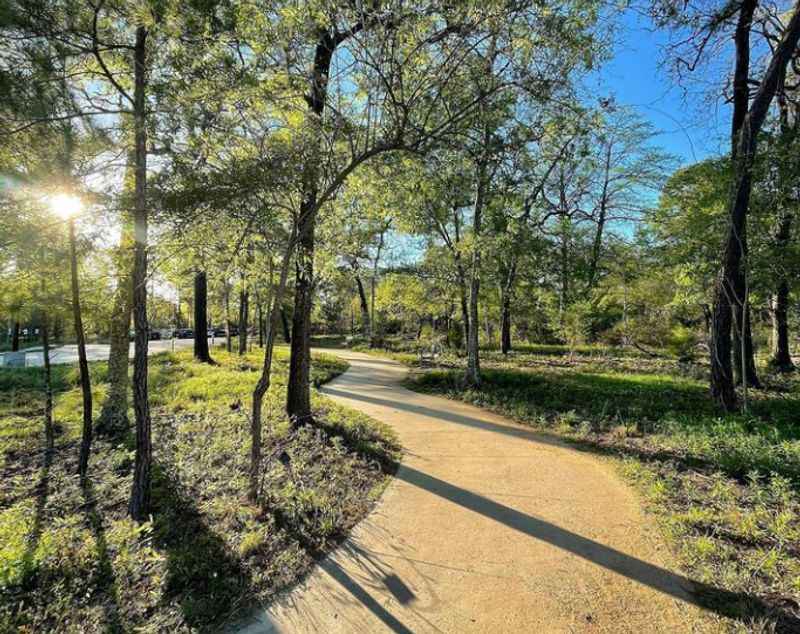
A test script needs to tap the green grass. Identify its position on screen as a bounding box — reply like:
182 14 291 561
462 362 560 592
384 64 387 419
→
407 350 800 632
0 346 399 632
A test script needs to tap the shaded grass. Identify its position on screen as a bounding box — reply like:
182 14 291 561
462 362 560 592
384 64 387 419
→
0 347 399 632
407 355 800 632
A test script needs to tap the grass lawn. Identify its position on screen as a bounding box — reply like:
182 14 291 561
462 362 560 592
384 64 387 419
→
0 346 399 632
402 345 800 633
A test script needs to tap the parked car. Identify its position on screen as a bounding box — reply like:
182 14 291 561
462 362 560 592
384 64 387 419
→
129 329 162 341
208 327 226 337
175 328 194 339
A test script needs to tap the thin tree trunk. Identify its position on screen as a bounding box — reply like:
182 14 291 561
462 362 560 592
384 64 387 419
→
281 306 291 343
98 218 133 436
258 301 264 348
733 304 760 387
128 26 152 521
11 321 20 351
224 282 232 352
238 282 249 355
70 218 93 483
40 304 54 453
354 273 370 335
466 159 488 387
500 260 517 355
193 270 213 363
770 281 795 371
249 238 295 502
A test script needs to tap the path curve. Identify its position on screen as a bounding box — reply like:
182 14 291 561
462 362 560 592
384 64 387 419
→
237 350 711 633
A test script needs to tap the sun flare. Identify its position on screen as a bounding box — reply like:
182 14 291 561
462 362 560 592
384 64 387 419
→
49 193 83 219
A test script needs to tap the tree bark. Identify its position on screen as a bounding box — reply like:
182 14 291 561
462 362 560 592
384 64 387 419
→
587 143 612 290
770 280 794 371
128 26 152 521
286 204 314 420
710 4 800 410
11 321 20 351
281 306 291 343
238 283 249 355
97 217 133 436
287 31 338 421
249 238 295 501
40 301 54 453
466 158 488 387
193 270 213 363
70 218 93 483
224 282 233 352
354 273 370 335
733 304 761 387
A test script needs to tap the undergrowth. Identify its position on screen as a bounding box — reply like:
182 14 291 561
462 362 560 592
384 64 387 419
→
0 347 399 632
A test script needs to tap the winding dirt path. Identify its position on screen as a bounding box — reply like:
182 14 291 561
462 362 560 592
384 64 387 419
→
236 350 713 633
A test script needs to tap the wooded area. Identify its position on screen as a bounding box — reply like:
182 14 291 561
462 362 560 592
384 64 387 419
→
1 0 800 631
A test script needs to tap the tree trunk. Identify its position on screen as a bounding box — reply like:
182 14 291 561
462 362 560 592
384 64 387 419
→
354 273 370 335
465 160 488 387
770 281 795 371
710 3 800 410
70 218 93 483
500 260 517 355
40 304 54 453
224 282 232 352
129 26 152 521
193 270 213 363
286 30 339 422
97 218 133 436
286 204 314 421
732 303 760 387
11 321 20 351
500 293 512 355
281 306 291 343
587 143 611 290
249 238 295 501
238 283 249 355
258 301 264 348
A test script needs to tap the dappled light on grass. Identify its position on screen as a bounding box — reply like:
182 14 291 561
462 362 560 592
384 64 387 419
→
0 349 398 631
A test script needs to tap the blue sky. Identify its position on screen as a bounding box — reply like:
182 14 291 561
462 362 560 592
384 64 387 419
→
592 9 733 165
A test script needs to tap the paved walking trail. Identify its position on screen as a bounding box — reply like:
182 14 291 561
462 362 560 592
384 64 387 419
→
236 350 712 633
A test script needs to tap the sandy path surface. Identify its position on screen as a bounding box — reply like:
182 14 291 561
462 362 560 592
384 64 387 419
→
234 350 713 633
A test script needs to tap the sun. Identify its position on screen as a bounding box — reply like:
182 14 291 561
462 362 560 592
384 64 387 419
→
49 193 83 219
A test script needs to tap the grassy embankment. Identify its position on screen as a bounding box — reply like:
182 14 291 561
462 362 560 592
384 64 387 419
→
0 346 399 632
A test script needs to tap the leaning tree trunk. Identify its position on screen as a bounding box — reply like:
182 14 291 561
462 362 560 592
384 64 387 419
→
129 26 152 521
710 4 800 410
193 270 213 363
97 217 133 436
11 321 20 351
249 238 295 501
70 218 93 483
